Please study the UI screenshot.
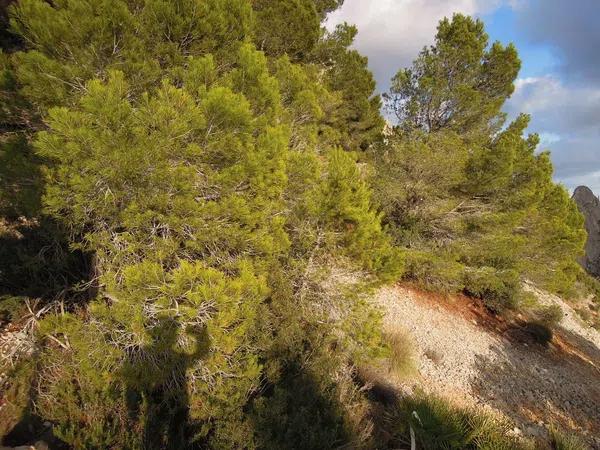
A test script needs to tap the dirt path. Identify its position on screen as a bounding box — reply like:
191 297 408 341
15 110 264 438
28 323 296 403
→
372 285 600 447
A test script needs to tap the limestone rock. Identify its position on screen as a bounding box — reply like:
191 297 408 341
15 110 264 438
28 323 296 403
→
572 185 600 277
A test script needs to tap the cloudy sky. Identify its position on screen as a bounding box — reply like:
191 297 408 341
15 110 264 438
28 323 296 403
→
327 0 600 194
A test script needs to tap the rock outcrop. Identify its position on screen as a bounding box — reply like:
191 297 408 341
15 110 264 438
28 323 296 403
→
572 185 600 277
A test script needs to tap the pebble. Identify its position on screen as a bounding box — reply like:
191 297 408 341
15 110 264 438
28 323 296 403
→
372 284 600 448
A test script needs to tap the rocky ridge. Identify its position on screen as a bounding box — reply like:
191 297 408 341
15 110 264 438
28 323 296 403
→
573 185 600 278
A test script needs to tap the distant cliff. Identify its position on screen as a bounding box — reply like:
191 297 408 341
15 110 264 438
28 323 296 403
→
572 186 600 277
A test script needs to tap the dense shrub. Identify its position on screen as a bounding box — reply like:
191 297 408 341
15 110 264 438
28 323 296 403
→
402 250 465 294
0 1 595 448
530 304 563 328
463 267 521 312
383 391 532 450
373 14 588 311
522 322 554 346
519 304 562 345
0 1 399 447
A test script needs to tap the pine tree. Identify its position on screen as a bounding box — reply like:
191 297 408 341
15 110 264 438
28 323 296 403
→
375 14 587 311
3 1 398 447
32 57 290 445
385 14 520 139
252 0 322 60
313 23 385 151
10 0 252 110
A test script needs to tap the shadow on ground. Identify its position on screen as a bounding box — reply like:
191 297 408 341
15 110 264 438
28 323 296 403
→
2 323 362 449
471 324 600 445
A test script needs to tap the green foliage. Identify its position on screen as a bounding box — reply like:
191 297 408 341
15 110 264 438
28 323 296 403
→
384 391 532 450
253 0 321 60
386 13 520 137
577 270 600 309
3 1 591 447
463 267 521 312
0 359 36 440
549 425 589 450
522 322 554 346
10 0 252 109
0 1 18 52
315 148 403 277
372 130 469 247
29 57 280 446
36 67 289 261
0 218 90 300
529 304 563 328
0 1 400 447
0 295 25 323
402 250 465 294
1 48 32 131
313 23 385 151
519 304 563 346
33 260 267 448
374 14 587 311
0 135 41 217
250 363 350 450
34 315 137 449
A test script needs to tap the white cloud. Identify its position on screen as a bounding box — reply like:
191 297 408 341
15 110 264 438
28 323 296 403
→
506 76 600 192
538 132 561 147
509 76 600 134
515 0 600 84
326 1 600 194
561 171 600 195
326 0 505 91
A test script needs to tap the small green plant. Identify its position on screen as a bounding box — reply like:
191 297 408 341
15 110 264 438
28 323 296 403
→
531 304 563 328
576 307 592 323
383 391 531 450
522 322 554 346
0 295 27 324
549 424 589 450
523 304 563 346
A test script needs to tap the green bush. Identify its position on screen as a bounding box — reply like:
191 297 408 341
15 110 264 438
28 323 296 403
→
2 1 595 447
0 360 36 440
250 367 349 450
463 267 521 312
577 269 600 304
522 322 554 346
374 13 588 311
530 304 563 328
0 295 27 324
549 425 589 450
402 250 465 294
0 1 400 447
383 391 531 450
521 304 562 346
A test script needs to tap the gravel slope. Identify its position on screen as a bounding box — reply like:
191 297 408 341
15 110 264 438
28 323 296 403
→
372 285 600 447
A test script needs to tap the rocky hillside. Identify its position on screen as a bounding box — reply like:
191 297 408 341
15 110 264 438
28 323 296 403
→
371 283 600 448
573 186 600 277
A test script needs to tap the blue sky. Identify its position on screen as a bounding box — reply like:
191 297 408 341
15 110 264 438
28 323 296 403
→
483 5 556 79
328 0 600 194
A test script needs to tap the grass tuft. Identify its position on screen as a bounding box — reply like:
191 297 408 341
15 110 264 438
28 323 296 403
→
549 425 588 450
383 390 533 450
384 329 417 379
